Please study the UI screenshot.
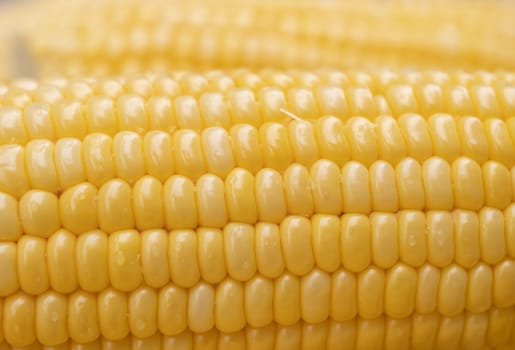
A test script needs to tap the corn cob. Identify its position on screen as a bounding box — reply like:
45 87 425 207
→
1 0 514 79
0 69 514 349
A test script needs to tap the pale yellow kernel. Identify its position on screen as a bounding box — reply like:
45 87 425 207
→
83 133 114 187
54 138 86 190
68 291 100 343
0 107 28 145
479 207 506 264
255 223 284 279
316 86 347 119
341 161 371 214
438 264 468 317
375 96 392 116
280 216 315 276
301 269 331 324
315 116 350 166
196 174 227 228
416 83 444 117
375 116 407 165
244 276 273 328
452 157 484 210
355 317 385 350
179 74 208 96
76 230 109 293
327 320 356 350
398 114 433 163
228 89 261 127
445 86 477 116
331 269 357 322
428 114 460 163
224 223 256 282
411 313 439 350
288 120 319 167
168 230 200 288
340 214 371 273
143 131 174 182
201 127 235 179
283 164 314 217
147 96 175 133
163 176 197 230
117 94 148 133
426 211 454 267
346 117 378 166
346 87 375 118
141 229 168 288
158 284 187 336
0 145 30 198
24 103 55 140
113 131 144 184
357 266 385 319
371 213 399 269
108 230 142 292
311 215 340 272
260 122 293 172
416 264 440 314
274 273 300 326
35 291 68 346
225 168 257 224
287 88 319 120
435 314 464 350
0 242 19 296
128 286 157 338
467 263 493 313
471 85 501 119
18 235 49 295
498 85 515 117
199 93 231 129
384 263 417 319
453 210 480 268
19 190 59 238
246 324 276 350
385 317 411 350
60 183 97 234
398 210 426 267
506 204 515 259
4 292 36 347
153 77 180 98
423 157 454 210
259 87 288 123
486 307 515 347
174 96 203 131
485 118 515 167
230 124 263 174
301 321 329 350
456 116 489 165
85 97 116 135
215 279 245 333
133 176 164 230
173 130 206 181
98 179 134 233
255 168 287 223
461 313 488 350
197 228 226 284
387 84 418 117
52 101 87 139
482 161 512 210
395 158 425 210
493 260 515 308
310 160 342 215
369 160 399 212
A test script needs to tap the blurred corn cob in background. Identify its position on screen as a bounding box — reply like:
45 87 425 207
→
0 0 515 80
0 0 514 350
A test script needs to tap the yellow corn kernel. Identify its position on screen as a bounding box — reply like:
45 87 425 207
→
163 175 197 230
0 108 27 146
17 235 49 295
199 93 231 129
4 292 36 347
346 87 375 119
47 230 78 294
259 123 293 172
452 157 484 211
142 131 174 183
224 223 256 282
254 223 284 279
116 95 148 134
398 114 433 163
482 161 512 210
128 286 157 338
196 174 228 228
355 317 385 350
346 117 377 166
188 282 215 333
416 264 440 314
201 127 235 178
398 210 426 267
230 124 263 174
108 230 142 292
310 159 342 215
435 314 464 350
244 276 274 328
341 162 371 214
453 210 480 268
357 266 385 319
274 272 301 326
369 161 399 212
147 97 175 133
311 215 340 273
426 211 454 267
24 140 58 193
471 85 501 120
283 164 314 217
423 157 454 210
158 284 187 336
456 116 488 165
76 230 109 293
141 230 169 289
0 242 18 296
0 145 29 198
487 307 515 347
245 324 275 350
35 291 68 346
301 269 331 324
168 230 200 288
438 264 468 317
375 115 407 165
54 138 85 190
255 168 287 223
395 158 425 210
384 263 417 319
280 216 315 276
173 130 206 181
98 179 134 233
370 213 399 269
24 103 55 140
85 97 117 136
287 88 319 120
479 207 506 264
215 278 245 333
19 190 59 238
98 288 129 341
133 176 164 231
52 101 87 139
467 263 493 313
288 120 319 167
340 214 371 273
484 118 515 167
427 114 461 163
228 89 261 127
493 260 515 308
411 313 439 350
461 312 488 350
112 131 144 184
314 116 349 166
67 291 100 344
60 183 97 234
